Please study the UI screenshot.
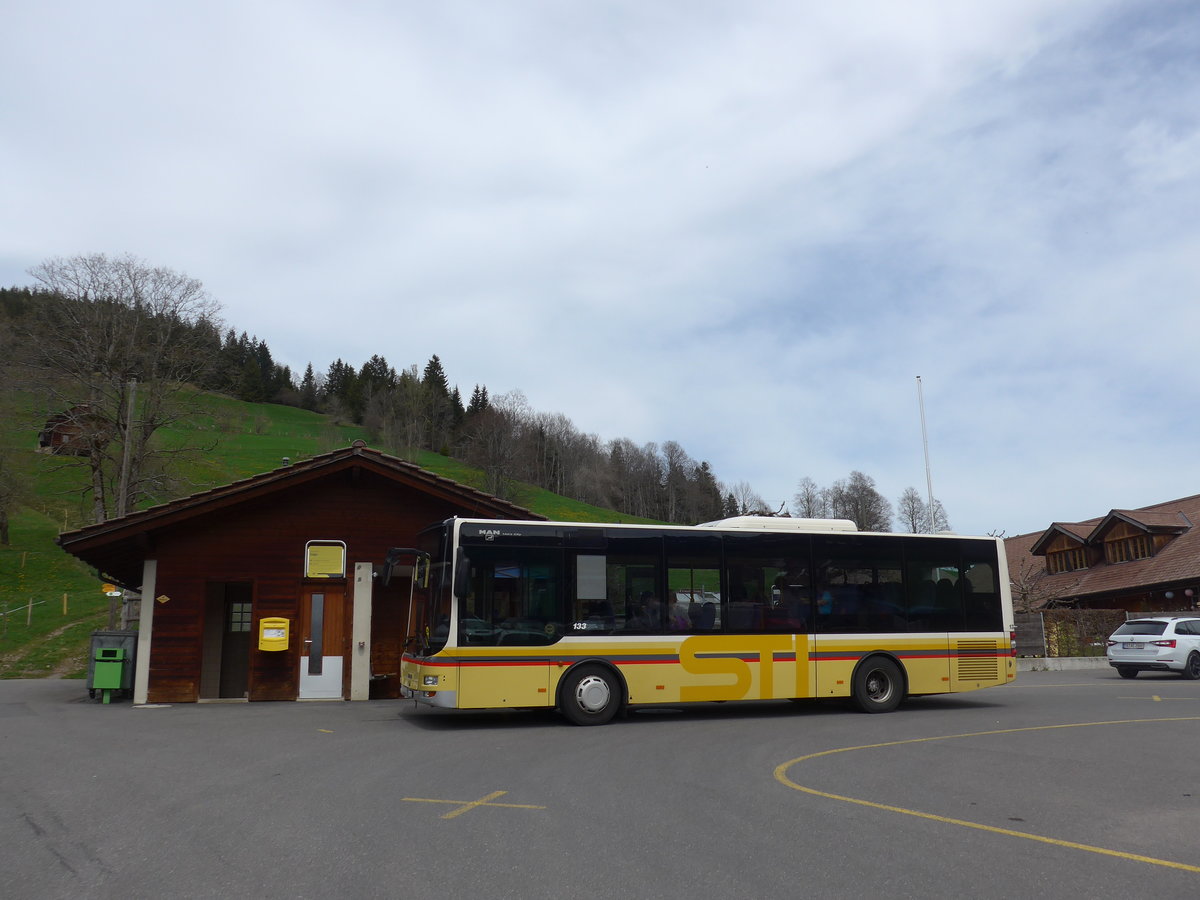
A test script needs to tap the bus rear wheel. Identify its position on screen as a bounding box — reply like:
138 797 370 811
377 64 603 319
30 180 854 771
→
852 656 904 713
559 664 621 726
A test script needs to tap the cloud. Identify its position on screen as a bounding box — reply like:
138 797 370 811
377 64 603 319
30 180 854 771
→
4 0 1200 537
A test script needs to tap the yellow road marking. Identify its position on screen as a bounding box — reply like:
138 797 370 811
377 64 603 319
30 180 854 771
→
402 790 546 819
774 718 1200 874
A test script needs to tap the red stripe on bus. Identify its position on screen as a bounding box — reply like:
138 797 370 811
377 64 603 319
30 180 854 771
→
408 657 1008 672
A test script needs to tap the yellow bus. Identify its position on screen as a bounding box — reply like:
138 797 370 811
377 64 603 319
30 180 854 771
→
397 516 1015 725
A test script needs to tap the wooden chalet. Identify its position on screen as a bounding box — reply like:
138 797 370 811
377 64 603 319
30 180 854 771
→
1004 493 1200 613
57 441 542 704
37 404 113 455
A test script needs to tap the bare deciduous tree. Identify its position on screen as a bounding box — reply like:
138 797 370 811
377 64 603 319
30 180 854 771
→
662 441 692 523
827 471 892 531
464 390 530 498
25 253 222 522
929 498 950 532
364 364 426 460
730 480 768 515
897 486 925 532
792 476 827 518
897 487 952 533
1007 555 1072 613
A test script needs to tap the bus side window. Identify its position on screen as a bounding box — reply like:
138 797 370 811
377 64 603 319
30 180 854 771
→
604 532 664 633
962 559 1001 631
905 565 962 631
665 534 722 634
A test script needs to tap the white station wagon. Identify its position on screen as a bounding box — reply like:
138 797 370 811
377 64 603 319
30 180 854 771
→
1106 617 1200 679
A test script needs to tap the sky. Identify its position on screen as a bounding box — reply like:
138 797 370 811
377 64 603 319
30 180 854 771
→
4 0 1200 538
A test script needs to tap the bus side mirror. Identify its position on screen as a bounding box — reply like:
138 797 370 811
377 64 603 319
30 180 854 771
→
380 548 428 588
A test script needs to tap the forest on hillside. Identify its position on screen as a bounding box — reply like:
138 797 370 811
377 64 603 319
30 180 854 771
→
0 254 945 533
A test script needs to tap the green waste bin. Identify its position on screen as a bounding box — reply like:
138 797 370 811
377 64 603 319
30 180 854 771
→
92 647 126 704
88 631 137 699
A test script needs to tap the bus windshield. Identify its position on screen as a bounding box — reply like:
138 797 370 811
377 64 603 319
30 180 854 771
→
455 543 565 646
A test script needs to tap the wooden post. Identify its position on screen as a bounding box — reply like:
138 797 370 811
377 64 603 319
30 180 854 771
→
27 597 33 626
63 593 69 615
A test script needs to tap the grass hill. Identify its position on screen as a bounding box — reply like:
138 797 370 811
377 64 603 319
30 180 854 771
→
0 389 653 680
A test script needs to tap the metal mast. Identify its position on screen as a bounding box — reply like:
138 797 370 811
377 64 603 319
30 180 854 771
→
916 375 935 532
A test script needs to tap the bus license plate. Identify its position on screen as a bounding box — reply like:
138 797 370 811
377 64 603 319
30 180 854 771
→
1123 642 1144 649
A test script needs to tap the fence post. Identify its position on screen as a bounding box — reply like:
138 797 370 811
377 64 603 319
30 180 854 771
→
63 593 68 615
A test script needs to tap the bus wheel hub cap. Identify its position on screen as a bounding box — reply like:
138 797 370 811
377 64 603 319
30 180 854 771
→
576 676 610 712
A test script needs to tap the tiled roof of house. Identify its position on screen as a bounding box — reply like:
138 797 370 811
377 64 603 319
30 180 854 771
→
1005 493 1200 609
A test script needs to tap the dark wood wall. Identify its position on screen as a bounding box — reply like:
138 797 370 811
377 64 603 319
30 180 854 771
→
146 469 475 702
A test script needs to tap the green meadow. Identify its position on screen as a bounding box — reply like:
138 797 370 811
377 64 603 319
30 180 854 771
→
0 390 652 679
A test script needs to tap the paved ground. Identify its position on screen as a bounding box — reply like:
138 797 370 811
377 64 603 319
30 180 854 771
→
2 669 1199 898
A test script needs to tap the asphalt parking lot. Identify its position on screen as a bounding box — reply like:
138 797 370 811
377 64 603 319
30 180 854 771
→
2 668 1199 899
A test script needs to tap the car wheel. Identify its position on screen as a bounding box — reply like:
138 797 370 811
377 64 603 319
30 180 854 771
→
559 664 621 725
1116 666 1138 679
1180 653 1200 681
852 656 904 713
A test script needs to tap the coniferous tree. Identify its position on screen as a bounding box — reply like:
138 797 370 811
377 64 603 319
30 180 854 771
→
359 355 397 396
323 358 361 422
466 384 490 416
299 363 318 411
449 385 465 436
237 355 266 402
421 354 453 451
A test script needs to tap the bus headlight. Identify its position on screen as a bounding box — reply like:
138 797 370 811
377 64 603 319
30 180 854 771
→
423 675 439 686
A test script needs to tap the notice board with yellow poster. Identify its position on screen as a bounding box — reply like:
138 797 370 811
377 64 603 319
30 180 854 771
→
304 540 347 578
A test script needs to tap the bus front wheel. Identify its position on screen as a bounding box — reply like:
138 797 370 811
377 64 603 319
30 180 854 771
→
559 665 621 726
852 656 904 713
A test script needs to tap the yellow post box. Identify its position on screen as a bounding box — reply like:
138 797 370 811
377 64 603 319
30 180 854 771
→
258 617 290 651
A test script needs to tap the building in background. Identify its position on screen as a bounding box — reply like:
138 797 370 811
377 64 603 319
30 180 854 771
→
1005 494 1200 614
